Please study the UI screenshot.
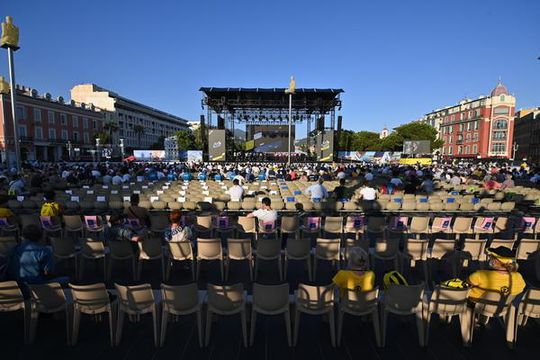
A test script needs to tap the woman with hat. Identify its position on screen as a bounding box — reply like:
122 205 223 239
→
467 246 526 300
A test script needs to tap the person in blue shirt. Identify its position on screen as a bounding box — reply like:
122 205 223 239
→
7 224 66 285
305 177 329 202
198 171 207 181
182 171 192 181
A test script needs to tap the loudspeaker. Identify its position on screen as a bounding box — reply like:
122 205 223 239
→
217 116 225 129
337 116 342 132
317 116 325 131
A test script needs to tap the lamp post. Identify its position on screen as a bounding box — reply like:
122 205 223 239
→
95 137 101 163
67 140 72 161
511 142 519 162
285 76 296 166
119 138 125 160
1 16 21 174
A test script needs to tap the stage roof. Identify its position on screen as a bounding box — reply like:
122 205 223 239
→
200 87 343 116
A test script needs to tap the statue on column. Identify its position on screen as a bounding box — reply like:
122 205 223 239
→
0 76 9 94
285 76 296 94
1 16 20 49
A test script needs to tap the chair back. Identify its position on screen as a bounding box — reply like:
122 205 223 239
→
237 216 256 233
519 288 540 318
490 239 515 250
462 239 487 261
345 215 365 231
384 283 424 312
51 237 76 257
341 287 379 314
403 239 429 261
82 240 106 258
161 283 199 312
137 237 163 259
516 239 540 260
197 238 222 260
452 217 473 233
431 239 456 259
286 238 311 258
109 240 135 258
207 283 244 312
471 291 515 317
29 282 67 311
168 241 193 260
296 283 334 312
63 215 83 230
409 217 430 233
150 215 169 232
256 238 281 259
324 216 343 234
429 286 468 314
196 215 213 229
0 236 17 258
0 281 24 311
374 238 399 256
69 283 110 310
114 283 155 312
252 283 290 313
315 238 341 261
281 216 299 233
227 238 252 260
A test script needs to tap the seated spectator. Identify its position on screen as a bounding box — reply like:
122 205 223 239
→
501 174 515 189
332 247 374 295
305 177 329 202
467 247 525 300
164 210 192 242
0 195 17 225
7 224 67 285
40 191 63 224
8 174 25 195
105 214 142 243
228 179 244 201
124 194 151 227
112 172 123 185
358 182 377 208
247 197 277 225
420 175 434 194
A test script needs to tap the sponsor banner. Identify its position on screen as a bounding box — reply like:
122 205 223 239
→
208 129 226 161
133 150 165 161
399 157 433 165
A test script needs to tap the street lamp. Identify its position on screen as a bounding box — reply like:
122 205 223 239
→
1 16 21 174
119 138 125 160
95 137 101 163
285 76 296 166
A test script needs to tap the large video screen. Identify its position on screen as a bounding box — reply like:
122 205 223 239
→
246 125 295 153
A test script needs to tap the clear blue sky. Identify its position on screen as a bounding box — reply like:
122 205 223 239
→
1 0 539 135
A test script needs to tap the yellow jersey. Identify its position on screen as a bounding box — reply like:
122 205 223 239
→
468 270 526 299
40 201 61 217
0 207 13 218
332 270 375 293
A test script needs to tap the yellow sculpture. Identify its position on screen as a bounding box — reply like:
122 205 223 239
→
1 16 20 49
0 76 9 94
285 76 296 94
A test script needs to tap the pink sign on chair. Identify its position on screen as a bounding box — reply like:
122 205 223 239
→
475 217 494 231
261 220 276 232
521 217 536 230
433 216 452 231
307 217 321 231
40 216 54 228
0 217 9 227
351 215 365 229
217 216 229 228
391 216 408 230
84 215 99 229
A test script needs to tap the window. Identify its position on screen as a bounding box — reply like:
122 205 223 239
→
35 127 43 139
473 144 478 154
92 119 97 129
34 109 42 124
494 107 508 115
48 111 55 124
83 117 89 129
500 95 505 101
459 124 464 132
18 125 27 137
83 133 89 144
493 131 506 140
491 143 506 153
60 113 67 126
448 136 453 144
449 126 453 134
494 120 508 129
73 131 79 142
474 121 479 130
15 106 25 121
48 128 56 140
458 146 463 155
465 145 470 154
72 115 79 128
448 146 453 155
473 133 479 141
457 134 463 142
61 130 68 140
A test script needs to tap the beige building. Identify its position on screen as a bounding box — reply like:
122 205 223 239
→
71 84 188 149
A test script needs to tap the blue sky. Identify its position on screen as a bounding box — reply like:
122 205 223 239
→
1 0 539 135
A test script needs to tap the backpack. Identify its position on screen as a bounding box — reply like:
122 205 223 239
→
383 271 408 289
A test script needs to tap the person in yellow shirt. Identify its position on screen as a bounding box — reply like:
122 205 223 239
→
467 246 526 300
332 247 375 294
0 194 17 225
40 191 62 217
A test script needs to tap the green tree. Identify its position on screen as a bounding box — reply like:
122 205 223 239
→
151 135 166 150
337 130 355 151
350 131 380 151
380 132 404 151
103 122 119 145
175 130 196 150
394 122 443 151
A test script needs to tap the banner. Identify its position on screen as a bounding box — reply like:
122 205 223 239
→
133 150 165 161
399 157 433 165
208 129 226 161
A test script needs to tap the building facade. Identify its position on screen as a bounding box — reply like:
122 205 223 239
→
514 108 540 164
420 82 516 159
71 84 188 149
164 135 178 160
0 85 105 163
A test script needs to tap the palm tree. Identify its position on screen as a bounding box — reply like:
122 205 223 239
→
103 121 119 145
134 125 144 146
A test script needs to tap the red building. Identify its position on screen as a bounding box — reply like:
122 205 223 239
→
0 85 105 163
422 81 516 159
